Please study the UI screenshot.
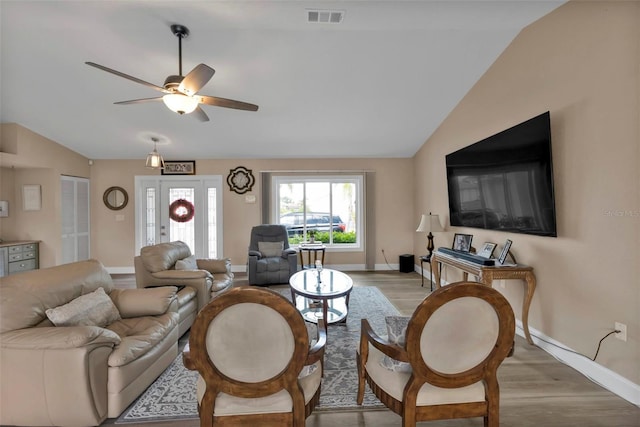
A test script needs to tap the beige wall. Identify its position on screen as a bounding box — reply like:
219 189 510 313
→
0 124 90 267
413 1 639 383
90 158 415 270
2 0 637 390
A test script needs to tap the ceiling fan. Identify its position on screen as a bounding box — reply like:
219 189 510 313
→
86 24 258 122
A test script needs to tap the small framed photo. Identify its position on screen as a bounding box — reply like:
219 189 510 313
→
498 239 513 264
452 233 473 252
162 160 196 175
478 242 497 259
0 200 8 217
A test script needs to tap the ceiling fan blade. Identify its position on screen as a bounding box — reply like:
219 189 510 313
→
114 97 163 105
86 62 169 93
192 106 210 122
178 64 215 96
199 95 259 112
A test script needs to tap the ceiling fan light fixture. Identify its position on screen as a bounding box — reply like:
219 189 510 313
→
162 93 199 115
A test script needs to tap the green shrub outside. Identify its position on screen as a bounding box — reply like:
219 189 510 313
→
288 231 356 245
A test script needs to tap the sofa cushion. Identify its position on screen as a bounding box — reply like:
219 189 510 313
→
45 288 121 327
380 316 411 373
175 255 198 270
140 241 192 273
0 259 114 333
109 287 177 318
106 312 179 367
258 241 284 257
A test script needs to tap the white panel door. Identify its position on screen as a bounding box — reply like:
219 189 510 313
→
61 176 90 264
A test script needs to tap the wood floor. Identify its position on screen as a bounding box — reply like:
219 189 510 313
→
107 271 640 427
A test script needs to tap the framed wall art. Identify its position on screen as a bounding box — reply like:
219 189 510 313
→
227 166 255 194
23 185 42 211
162 160 196 175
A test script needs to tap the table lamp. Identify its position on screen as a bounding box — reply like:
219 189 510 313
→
416 212 444 257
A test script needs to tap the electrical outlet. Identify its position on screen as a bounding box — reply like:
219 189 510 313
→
614 322 627 342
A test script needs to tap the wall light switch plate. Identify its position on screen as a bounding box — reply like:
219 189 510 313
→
245 195 256 204
115 214 125 222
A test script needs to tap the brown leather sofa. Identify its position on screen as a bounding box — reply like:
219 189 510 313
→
0 259 181 426
134 241 234 318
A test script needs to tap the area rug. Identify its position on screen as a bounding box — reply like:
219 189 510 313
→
116 286 399 423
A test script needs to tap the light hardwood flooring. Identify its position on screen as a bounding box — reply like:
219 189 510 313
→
106 271 640 426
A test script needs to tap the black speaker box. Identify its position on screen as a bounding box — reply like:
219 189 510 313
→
399 254 414 273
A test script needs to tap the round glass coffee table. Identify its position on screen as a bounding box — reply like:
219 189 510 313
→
289 268 353 324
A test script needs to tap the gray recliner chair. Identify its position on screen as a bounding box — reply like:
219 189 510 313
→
247 224 298 285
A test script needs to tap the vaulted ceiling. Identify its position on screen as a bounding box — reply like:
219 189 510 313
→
0 1 563 160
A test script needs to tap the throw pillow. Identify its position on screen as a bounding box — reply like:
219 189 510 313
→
379 315 412 373
175 254 198 270
46 287 121 327
258 241 284 257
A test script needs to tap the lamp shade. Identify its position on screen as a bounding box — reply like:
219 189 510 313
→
416 213 443 233
145 147 164 169
162 94 199 115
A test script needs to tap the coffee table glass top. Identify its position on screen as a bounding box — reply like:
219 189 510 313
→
289 268 353 298
289 269 353 324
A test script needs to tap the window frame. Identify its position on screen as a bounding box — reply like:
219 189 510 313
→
272 174 363 250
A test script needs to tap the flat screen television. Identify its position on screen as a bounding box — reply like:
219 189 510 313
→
446 111 557 237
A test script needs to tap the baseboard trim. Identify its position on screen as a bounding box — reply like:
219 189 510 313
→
521 322 640 407
108 266 135 274
415 266 640 406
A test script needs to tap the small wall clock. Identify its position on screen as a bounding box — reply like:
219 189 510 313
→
227 166 255 194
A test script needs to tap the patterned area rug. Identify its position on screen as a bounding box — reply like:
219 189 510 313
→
116 286 399 424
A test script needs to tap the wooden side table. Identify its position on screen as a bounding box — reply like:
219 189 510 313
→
298 245 326 269
432 252 536 345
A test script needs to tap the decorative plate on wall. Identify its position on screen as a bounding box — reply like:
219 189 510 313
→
227 166 255 194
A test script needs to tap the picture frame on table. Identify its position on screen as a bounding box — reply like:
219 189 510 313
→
162 160 196 175
452 233 473 252
477 242 497 259
497 239 513 264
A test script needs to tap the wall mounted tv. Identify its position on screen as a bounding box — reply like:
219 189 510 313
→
446 111 557 237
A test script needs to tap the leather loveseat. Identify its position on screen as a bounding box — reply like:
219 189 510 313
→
0 259 181 426
134 241 234 318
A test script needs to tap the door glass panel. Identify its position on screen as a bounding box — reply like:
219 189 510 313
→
207 187 217 258
168 187 195 253
145 188 157 246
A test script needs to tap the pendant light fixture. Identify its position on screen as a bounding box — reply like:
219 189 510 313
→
145 137 165 169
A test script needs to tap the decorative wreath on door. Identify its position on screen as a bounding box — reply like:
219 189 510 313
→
169 199 195 223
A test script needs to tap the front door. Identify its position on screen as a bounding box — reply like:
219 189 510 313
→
135 176 223 258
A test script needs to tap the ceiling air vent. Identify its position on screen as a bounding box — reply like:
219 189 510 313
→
307 9 344 24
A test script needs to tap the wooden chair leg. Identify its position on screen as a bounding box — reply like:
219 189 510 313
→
356 351 365 405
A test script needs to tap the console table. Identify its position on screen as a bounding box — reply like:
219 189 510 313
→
432 251 536 345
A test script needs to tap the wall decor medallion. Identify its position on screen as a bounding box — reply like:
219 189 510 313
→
162 161 196 175
169 199 195 223
227 166 255 194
